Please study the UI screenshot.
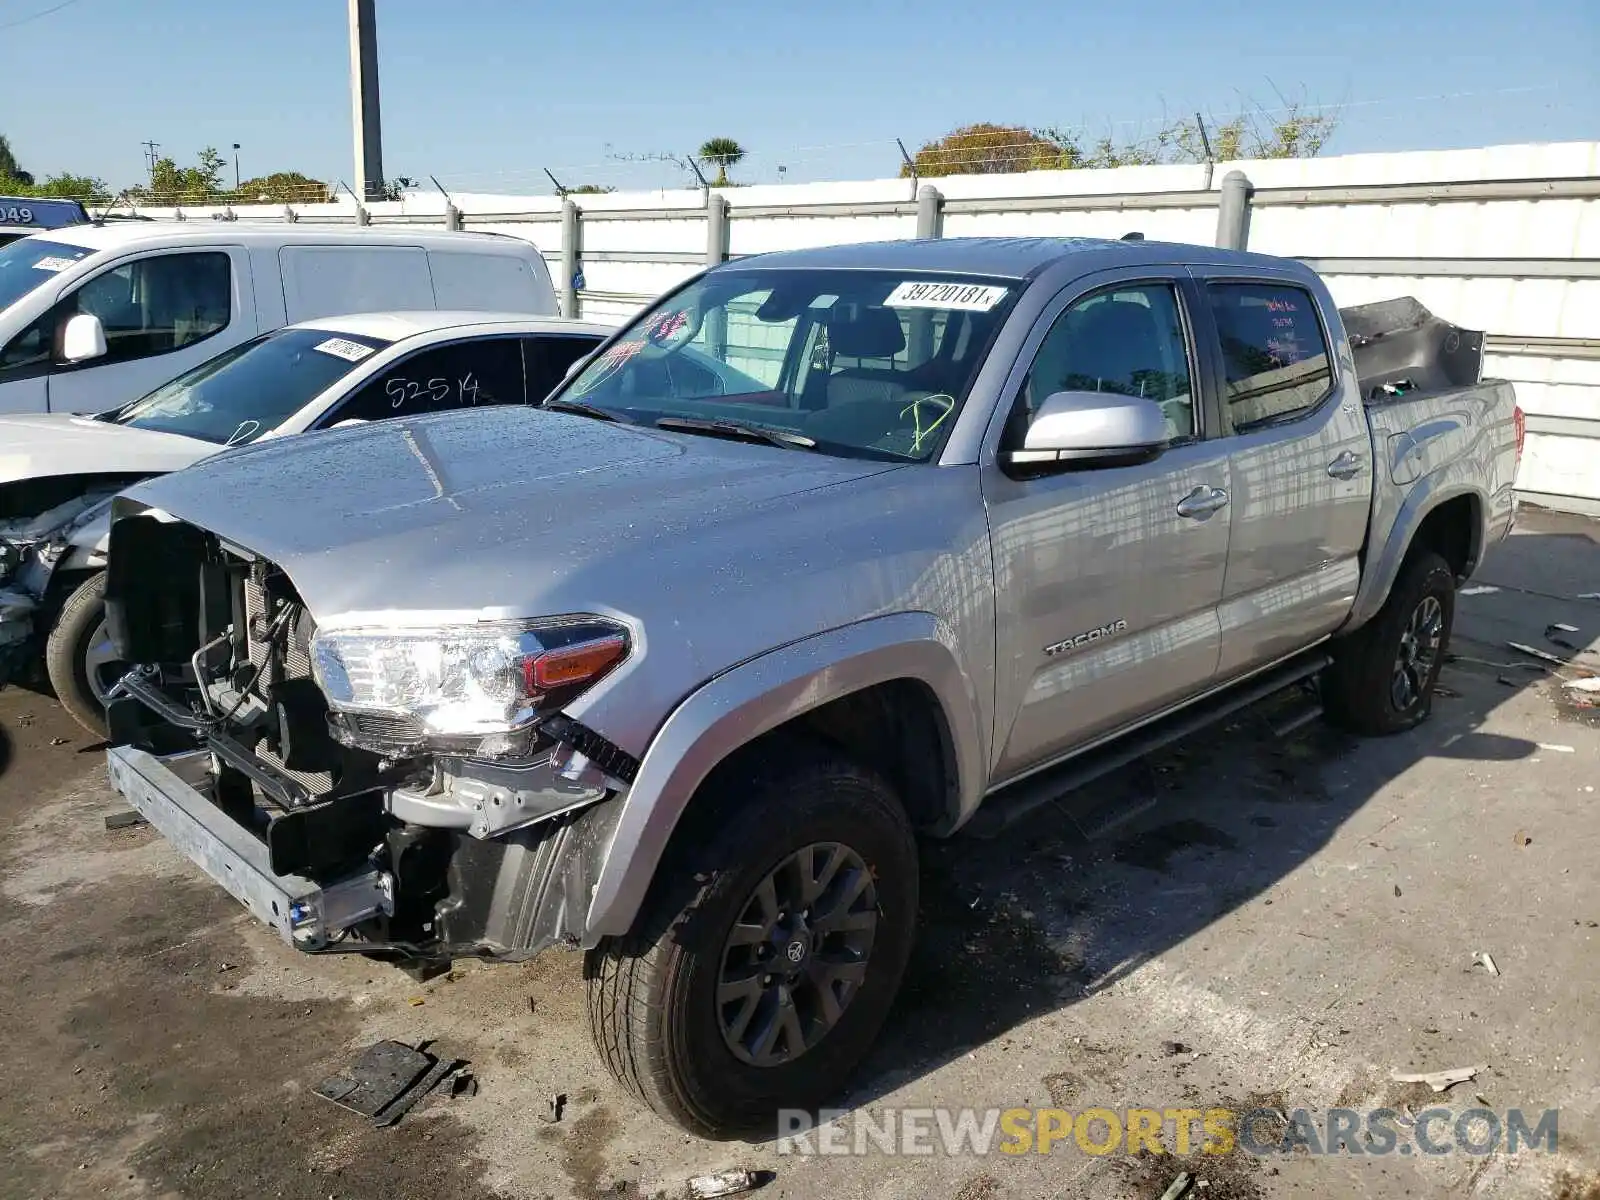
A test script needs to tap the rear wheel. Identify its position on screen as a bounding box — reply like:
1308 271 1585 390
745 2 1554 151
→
45 572 124 737
1322 549 1456 736
584 739 918 1138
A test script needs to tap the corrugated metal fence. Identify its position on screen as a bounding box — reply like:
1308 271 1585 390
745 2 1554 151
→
126 140 1600 513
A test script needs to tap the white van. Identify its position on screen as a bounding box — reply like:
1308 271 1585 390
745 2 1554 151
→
0 222 557 416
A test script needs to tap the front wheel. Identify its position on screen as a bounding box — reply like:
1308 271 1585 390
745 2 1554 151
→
44 572 125 737
1322 549 1456 736
584 740 918 1138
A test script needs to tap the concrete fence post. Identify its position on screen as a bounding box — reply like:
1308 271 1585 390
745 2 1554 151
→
704 192 731 357
560 199 581 319
705 191 729 266
1215 170 1253 250
916 185 944 240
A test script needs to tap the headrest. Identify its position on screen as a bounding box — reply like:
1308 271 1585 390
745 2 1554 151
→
828 304 906 359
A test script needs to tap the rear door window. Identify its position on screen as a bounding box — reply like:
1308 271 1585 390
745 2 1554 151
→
1206 282 1333 430
327 336 527 424
524 333 604 402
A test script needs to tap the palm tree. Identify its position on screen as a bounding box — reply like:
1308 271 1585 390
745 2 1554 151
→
698 137 746 187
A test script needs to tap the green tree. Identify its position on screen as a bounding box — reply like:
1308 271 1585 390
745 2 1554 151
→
129 146 230 204
0 135 33 186
698 137 746 186
567 183 616 195
236 171 331 203
902 124 1068 177
25 173 111 201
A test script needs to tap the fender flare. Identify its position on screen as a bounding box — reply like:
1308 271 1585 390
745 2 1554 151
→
1343 479 1483 632
582 611 986 944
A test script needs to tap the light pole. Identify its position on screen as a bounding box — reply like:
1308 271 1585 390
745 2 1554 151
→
231 144 241 192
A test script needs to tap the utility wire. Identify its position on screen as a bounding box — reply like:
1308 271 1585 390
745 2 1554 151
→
0 0 86 31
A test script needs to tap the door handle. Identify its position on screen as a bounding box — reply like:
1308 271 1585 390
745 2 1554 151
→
1176 485 1229 519
1327 450 1363 480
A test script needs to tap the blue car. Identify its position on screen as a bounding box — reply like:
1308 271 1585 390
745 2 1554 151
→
0 196 90 248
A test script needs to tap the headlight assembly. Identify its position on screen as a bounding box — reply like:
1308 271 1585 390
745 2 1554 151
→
311 616 629 759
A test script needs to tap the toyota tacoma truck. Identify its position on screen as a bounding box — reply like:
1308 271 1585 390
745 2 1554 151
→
98 238 1521 1137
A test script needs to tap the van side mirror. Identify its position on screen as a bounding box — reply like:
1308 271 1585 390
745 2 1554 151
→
60 313 108 364
1003 390 1169 473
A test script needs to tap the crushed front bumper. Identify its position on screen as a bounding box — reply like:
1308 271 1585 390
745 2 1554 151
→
105 744 393 949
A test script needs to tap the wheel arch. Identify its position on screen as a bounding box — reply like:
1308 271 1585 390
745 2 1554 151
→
582 612 987 944
1344 481 1484 633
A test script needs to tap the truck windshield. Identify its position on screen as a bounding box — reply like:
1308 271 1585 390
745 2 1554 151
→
0 237 94 314
101 327 393 445
556 268 1019 461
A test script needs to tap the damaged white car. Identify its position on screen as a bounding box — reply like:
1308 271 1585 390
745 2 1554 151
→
0 310 610 730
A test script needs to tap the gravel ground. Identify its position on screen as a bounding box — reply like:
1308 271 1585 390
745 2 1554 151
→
0 508 1596 1200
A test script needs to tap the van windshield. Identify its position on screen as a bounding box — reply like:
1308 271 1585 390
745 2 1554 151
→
100 327 393 445
0 238 94 314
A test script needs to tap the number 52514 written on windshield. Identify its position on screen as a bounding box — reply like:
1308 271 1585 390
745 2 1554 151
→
385 373 485 409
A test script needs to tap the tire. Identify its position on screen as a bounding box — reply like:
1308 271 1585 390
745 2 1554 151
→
44 572 124 737
584 738 918 1138
1322 549 1456 736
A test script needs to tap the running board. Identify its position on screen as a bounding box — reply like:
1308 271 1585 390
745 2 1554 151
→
965 650 1332 840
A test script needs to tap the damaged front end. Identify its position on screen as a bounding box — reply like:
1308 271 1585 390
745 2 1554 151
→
102 509 641 969
0 490 116 687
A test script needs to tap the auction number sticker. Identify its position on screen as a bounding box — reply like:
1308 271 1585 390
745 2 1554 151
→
884 281 1009 311
31 256 77 273
313 337 376 362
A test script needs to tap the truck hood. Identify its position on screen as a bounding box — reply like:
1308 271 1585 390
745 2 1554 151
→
0 414 217 486
121 407 906 623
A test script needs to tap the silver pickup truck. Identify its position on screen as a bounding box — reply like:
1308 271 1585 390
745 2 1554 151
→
99 237 1520 1137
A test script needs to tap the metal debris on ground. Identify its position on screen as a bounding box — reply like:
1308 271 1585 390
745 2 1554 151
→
312 1040 465 1128
1497 675 1518 687
103 810 147 831
1564 678 1600 694
49 736 68 745
686 1170 768 1198
1509 642 1568 666
1474 951 1501 976
446 1071 478 1099
1537 743 1576 754
1157 1172 1195 1200
1549 623 1581 635
542 1092 567 1123
1390 1065 1481 1093
1459 585 1500 596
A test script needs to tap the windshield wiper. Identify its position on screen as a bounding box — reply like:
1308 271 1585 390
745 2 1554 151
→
542 398 628 423
654 416 816 450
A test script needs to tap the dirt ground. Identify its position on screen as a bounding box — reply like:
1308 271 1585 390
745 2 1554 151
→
1 508 1597 1200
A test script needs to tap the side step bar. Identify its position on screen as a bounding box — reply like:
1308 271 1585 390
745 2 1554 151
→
965 650 1331 840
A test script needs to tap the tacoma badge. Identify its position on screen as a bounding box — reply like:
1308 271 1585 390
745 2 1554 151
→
1044 619 1129 657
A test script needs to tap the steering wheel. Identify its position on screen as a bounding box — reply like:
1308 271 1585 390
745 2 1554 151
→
899 393 955 453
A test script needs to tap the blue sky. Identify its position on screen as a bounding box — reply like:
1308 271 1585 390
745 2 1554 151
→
2 0 1596 194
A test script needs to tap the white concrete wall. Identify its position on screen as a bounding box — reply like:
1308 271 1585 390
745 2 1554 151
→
122 140 1600 510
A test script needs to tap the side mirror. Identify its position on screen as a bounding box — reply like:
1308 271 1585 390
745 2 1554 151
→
60 313 107 364
1004 390 1169 472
